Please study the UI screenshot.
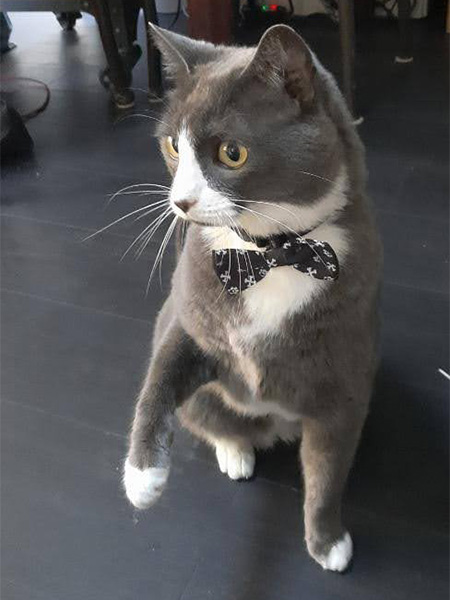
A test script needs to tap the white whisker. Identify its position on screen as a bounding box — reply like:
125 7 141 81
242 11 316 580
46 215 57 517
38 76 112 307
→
240 199 303 221
146 216 178 295
238 205 330 271
106 183 170 206
134 201 169 222
158 216 179 286
83 203 167 241
135 209 173 259
120 207 171 261
298 170 336 185
115 113 169 128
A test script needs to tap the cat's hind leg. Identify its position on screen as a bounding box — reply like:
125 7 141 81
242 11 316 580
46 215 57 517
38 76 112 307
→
178 382 274 481
300 402 368 572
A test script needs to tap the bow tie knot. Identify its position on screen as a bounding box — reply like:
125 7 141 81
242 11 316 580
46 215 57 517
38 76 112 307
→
212 235 339 295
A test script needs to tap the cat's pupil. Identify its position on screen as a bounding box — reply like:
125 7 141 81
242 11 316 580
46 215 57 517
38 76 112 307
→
172 138 179 153
226 142 240 162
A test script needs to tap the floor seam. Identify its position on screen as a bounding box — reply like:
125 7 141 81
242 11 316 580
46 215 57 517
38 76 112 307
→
1 397 127 441
0 211 167 242
0 287 155 325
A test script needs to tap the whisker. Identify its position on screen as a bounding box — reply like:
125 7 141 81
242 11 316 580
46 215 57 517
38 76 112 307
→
181 219 188 249
120 207 171 261
236 241 243 308
298 170 336 186
157 216 179 286
135 209 173 259
108 185 170 192
114 113 169 128
83 203 167 241
213 214 235 303
134 201 169 222
106 183 170 206
146 216 178 295
227 213 257 287
126 89 170 108
108 191 169 200
238 205 330 271
240 199 302 221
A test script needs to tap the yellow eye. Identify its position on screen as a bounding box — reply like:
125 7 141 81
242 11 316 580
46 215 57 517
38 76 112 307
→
218 141 248 169
166 136 179 159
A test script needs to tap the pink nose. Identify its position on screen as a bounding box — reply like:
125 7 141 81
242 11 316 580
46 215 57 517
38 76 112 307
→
175 199 197 214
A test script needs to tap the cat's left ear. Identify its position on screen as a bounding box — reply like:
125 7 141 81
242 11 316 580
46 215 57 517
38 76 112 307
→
148 23 221 80
244 25 316 106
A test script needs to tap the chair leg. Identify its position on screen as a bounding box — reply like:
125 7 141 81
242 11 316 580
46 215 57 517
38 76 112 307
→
142 0 162 98
337 0 358 121
91 0 135 108
396 0 413 63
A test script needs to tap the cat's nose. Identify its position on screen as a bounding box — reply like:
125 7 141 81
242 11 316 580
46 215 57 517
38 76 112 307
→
174 199 197 214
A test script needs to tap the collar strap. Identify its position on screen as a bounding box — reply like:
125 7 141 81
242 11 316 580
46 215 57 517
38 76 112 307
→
235 227 312 249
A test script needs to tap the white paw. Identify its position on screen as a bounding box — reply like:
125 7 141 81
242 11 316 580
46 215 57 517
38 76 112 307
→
123 459 169 509
215 442 255 480
318 532 353 572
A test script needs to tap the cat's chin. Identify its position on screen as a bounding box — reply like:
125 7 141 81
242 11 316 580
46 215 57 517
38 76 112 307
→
181 217 226 228
190 219 216 227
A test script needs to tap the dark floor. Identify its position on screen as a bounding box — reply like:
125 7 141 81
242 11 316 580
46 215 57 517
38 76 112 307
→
1 10 449 600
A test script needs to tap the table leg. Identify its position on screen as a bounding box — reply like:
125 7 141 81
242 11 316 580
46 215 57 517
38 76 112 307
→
337 0 357 120
396 0 413 63
142 0 162 98
91 0 134 109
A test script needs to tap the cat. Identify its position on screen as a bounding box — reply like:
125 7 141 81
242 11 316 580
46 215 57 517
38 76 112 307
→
123 23 381 572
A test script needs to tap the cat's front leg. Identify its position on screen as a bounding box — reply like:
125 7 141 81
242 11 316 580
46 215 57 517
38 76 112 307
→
300 403 368 572
124 322 213 509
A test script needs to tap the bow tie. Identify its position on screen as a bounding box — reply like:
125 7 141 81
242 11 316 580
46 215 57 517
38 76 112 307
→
212 233 339 295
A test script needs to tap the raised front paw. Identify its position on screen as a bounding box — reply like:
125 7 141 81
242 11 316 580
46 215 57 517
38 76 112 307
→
123 459 169 509
307 531 353 573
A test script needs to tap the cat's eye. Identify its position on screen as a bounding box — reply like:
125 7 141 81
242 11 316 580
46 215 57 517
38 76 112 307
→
218 141 248 169
166 136 179 159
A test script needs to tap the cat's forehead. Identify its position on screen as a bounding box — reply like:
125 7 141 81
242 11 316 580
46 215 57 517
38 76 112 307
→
166 48 263 137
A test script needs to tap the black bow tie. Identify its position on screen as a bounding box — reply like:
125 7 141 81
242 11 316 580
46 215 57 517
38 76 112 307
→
212 233 339 295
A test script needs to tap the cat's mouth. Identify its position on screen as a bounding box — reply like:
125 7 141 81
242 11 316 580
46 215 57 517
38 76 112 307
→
170 201 239 228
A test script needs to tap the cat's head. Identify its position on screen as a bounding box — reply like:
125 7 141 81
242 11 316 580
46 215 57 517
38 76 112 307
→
151 24 350 237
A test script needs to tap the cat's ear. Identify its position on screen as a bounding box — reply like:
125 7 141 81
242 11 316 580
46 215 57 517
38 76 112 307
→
148 24 221 80
244 25 316 106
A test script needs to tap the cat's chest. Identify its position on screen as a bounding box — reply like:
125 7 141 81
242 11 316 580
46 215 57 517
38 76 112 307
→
205 223 348 341
240 266 323 338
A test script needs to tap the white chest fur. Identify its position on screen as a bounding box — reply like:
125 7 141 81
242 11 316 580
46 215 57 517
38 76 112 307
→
205 223 349 340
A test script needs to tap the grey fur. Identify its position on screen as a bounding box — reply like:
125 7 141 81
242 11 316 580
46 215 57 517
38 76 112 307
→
125 25 381 569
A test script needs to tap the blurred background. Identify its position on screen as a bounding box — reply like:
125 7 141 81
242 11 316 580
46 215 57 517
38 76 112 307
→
1 2 449 599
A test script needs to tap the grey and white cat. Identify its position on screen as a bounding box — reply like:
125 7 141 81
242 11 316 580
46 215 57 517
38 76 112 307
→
123 24 381 572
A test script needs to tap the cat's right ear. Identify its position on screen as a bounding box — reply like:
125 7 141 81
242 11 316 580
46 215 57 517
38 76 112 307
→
243 25 316 107
148 24 221 80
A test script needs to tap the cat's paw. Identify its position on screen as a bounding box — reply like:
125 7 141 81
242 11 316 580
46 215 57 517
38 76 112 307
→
310 532 353 573
215 442 255 480
123 459 169 509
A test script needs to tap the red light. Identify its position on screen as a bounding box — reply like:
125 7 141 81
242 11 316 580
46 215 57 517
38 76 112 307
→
269 4 278 10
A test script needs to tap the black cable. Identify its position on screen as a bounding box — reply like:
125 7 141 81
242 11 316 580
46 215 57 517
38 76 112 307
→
0 77 50 121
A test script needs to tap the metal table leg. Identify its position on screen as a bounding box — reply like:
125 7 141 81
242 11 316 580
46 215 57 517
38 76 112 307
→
142 0 162 98
337 0 357 120
396 0 413 63
91 0 135 108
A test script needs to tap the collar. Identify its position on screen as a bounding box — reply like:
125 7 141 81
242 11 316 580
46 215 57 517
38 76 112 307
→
234 227 313 249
